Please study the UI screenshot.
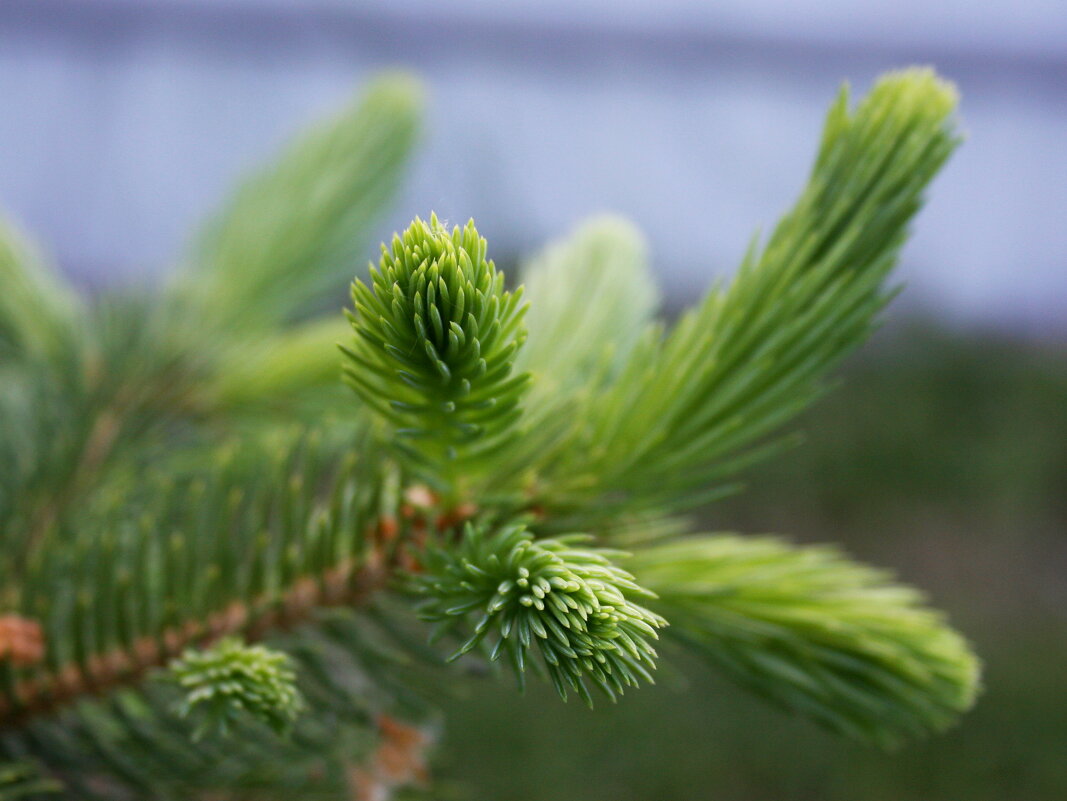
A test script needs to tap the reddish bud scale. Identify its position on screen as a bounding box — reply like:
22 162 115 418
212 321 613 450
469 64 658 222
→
0 615 45 667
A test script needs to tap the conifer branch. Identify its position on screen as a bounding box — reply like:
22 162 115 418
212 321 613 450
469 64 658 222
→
482 217 661 494
629 534 979 747
342 214 530 489
516 216 658 390
409 523 665 705
524 69 961 520
0 67 982 798
0 554 389 728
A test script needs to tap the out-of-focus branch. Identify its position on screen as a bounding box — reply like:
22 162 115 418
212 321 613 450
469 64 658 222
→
348 715 433 801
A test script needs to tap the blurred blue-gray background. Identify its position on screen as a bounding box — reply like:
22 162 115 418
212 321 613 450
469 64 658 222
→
1 0 1064 335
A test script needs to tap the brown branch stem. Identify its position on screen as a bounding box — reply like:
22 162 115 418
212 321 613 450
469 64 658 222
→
0 552 392 728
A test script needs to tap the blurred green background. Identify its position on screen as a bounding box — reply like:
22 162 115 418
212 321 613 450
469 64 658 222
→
431 317 1067 801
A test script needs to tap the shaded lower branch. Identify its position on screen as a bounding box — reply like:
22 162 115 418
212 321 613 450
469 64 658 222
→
0 553 392 728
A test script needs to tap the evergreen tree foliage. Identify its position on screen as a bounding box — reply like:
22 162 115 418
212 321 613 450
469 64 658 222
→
342 215 530 486
170 639 304 740
0 68 979 799
630 535 978 748
410 523 665 705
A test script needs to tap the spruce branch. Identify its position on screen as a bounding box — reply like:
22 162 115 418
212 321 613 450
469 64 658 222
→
0 298 212 577
530 68 961 519
482 217 661 494
0 554 389 728
0 435 393 727
168 638 305 740
629 534 980 748
207 317 354 413
0 66 983 798
0 435 443 799
516 215 659 391
408 523 665 705
342 214 530 488
0 70 438 799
